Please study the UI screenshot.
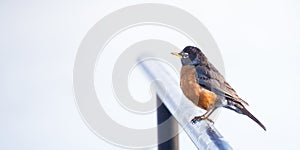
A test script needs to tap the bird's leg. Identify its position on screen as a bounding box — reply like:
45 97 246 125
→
191 107 217 124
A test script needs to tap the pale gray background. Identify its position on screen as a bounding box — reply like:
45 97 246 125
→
1 0 300 150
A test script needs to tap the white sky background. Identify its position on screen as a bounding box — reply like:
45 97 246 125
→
1 0 300 150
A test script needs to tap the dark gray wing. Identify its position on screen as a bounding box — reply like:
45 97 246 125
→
195 64 249 105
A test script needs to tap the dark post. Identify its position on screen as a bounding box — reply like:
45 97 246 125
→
157 95 179 150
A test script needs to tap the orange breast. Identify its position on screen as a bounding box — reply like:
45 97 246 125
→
180 65 217 110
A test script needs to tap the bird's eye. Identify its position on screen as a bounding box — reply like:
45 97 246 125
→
181 52 189 58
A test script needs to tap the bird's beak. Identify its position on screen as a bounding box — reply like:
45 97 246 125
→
171 52 182 58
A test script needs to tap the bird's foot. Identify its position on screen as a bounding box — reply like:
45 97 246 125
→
191 116 205 124
191 116 214 124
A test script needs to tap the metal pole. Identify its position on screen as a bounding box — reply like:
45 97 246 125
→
157 95 179 150
140 59 233 150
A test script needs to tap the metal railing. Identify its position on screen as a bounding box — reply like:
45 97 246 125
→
140 59 233 150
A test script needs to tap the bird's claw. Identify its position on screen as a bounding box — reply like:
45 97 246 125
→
191 116 214 124
191 116 204 124
191 118 197 124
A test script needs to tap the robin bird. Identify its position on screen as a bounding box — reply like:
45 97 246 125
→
171 46 266 131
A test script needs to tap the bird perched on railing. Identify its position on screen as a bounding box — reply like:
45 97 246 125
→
171 46 266 131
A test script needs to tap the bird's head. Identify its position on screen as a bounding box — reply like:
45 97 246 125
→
171 46 206 66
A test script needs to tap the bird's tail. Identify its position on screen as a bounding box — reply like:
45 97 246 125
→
225 100 266 131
